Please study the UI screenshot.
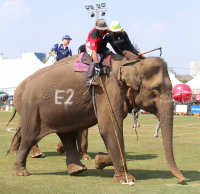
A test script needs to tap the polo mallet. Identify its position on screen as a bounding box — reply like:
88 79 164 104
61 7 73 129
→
140 47 162 57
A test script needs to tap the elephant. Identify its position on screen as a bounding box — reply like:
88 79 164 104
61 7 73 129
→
10 54 186 184
7 72 91 160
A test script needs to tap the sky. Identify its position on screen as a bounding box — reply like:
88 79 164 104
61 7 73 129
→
0 0 200 75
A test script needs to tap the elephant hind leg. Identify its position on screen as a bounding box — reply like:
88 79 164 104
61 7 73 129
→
57 132 87 175
12 112 41 176
77 129 91 160
12 135 39 176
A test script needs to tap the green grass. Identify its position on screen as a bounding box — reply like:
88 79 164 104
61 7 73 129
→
0 111 200 194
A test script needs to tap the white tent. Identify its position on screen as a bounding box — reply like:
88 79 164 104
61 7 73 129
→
186 72 200 94
0 53 52 94
169 73 182 87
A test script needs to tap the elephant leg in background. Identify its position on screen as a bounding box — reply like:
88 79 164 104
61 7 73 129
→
57 132 87 175
154 121 161 138
30 143 44 158
56 129 91 160
9 127 21 154
9 119 43 158
76 129 91 160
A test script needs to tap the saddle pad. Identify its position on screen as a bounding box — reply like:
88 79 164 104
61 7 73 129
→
74 52 89 72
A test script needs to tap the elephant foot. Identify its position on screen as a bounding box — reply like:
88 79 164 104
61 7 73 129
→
56 142 65 155
114 172 136 183
12 167 30 176
9 149 18 154
68 163 87 175
31 152 44 158
79 152 91 160
95 152 113 171
30 145 44 158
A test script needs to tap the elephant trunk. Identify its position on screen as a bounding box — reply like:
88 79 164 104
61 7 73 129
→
158 99 186 183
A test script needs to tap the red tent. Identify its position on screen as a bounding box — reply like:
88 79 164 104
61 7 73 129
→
172 84 192 103
195 93 200 101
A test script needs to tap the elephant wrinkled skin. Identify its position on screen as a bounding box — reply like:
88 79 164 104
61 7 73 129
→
8 70 90 160
11 54 186 183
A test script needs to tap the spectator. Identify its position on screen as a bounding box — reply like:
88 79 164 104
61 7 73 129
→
52 35 72 62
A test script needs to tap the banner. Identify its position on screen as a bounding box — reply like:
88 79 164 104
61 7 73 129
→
190 106 200 113
176 105 187 113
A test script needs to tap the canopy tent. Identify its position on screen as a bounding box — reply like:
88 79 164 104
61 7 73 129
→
169 73 182 87
0 90 6 94
186 72 200 95
0 53 52 94
0 90 8 101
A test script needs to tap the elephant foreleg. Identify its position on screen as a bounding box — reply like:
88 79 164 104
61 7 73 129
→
97 99 135 183
57 132 87 175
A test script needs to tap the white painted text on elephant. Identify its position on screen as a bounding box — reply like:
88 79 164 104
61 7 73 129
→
55 89 74 105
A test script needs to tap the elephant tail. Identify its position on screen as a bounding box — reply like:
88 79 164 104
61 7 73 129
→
6 108 17 126
6 127 20 156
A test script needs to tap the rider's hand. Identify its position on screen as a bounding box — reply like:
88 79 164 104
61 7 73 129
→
95 63 101 76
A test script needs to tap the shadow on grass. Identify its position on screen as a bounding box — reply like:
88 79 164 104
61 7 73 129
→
40 152 158 162
30 169 200 182
125 152 158 161
41 152 63 157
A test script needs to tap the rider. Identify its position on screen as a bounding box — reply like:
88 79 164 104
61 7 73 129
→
51 35 72 62
100 21 145 60
85 19 109 86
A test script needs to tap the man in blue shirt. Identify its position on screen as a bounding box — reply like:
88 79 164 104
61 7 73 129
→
52 35 72 62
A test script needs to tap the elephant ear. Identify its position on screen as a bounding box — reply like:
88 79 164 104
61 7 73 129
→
118 60 141 91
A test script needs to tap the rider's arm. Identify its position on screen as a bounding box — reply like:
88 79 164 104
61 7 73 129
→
51 44 58 57
124 32 139 55
100 35 109 55
92 50 99 63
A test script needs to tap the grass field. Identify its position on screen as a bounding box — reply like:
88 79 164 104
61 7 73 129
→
0 111 200 194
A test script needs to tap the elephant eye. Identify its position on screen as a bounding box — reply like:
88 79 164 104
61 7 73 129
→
154 86 160 91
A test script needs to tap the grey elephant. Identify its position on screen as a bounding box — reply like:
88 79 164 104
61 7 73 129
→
10 54 185 184
8 72 90 160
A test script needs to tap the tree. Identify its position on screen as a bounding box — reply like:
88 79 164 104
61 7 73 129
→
42 51 52 63
180 79 188 83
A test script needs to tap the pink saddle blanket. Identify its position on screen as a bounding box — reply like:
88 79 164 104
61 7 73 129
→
74 52 89 72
